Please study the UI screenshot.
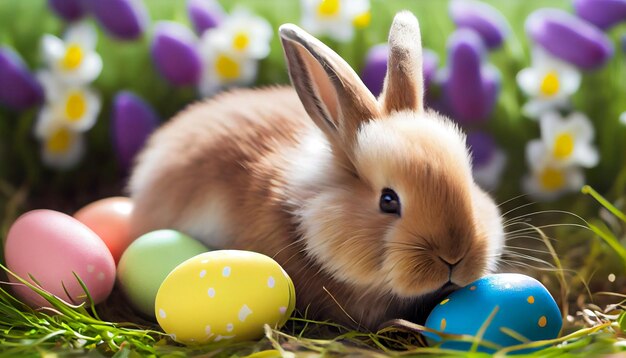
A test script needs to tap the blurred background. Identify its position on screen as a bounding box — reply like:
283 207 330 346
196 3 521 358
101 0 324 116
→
0 0 625 298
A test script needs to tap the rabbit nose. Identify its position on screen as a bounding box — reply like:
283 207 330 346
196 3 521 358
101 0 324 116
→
438 256 463 272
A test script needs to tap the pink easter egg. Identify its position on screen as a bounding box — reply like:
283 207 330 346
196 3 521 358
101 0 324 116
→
5 209 116 308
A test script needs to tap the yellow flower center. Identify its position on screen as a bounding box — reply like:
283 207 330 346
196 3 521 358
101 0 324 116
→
353 11 371 29
317 0 340 17
215 54 240 80
539 71 560 97
61 44 84 70
46 127 73 154
65 91 87 121
553 132 575 160
232 32 250 51
539 167 565 191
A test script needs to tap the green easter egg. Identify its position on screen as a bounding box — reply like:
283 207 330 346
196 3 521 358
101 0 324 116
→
117 229 209 317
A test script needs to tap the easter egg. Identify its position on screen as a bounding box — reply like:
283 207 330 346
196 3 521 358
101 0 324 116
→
425 273 562 354
155 250 296 345
117 230 208 317
5 210 116 307
74 197 134 263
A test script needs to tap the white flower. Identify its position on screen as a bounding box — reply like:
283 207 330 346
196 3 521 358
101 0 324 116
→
522 163 584 201
517 47 581 118
35 120 86 170
197 48 258 97
526 111 599 169
41 21 102 85
198 24 260 97
206 8 273 59
473 149 507 191
35 71 101 134
300 0 371 42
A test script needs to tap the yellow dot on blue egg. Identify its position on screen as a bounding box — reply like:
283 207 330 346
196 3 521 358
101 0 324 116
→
527 296 535 304
440 298 450 305
538 316 547 327
469 286 477 291
440 318 447 330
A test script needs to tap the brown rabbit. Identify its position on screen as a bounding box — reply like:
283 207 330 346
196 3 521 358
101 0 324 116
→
129 11 504 331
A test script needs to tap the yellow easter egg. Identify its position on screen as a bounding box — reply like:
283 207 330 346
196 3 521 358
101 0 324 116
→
155 250 296 345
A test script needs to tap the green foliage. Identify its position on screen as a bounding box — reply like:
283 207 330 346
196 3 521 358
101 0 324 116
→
0 0 626 356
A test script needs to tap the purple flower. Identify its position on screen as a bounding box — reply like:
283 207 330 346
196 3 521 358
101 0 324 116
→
466 131 507 190
48 0 86 22
187 0 225 35
449 0 510 49
87 0 148 40
361 44 438 98
151 22 202 86
361 44 387 97
574 0 626 30
0 47 43 110
466 131 496 167
112 91 159 171
526 9 613 70
439 29 500 124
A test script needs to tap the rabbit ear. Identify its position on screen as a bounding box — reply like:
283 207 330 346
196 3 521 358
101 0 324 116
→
280 24 379 170
380 11 425 114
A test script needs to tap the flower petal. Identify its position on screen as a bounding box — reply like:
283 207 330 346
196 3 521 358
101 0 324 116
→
361 44 388 97
187 0 225 35
449 0 510 49
35 70 62 103
112 91 159 170
525 139 549 172
566 111 595 143
41 127 85 170
473 149 506 190
516 67 539 96
41 34 66 67
466 131 496 168
64 22 98 50
573 144 599 168
48 0 86 22
151 21 202 86
526 8 614 69
0 47 44 110
442 29 499 124
574 0 626 30
558 67 582 96
34 105 58 138
88 0 148 40
539 111 563 147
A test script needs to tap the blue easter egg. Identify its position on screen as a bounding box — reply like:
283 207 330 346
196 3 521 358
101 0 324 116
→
424 273 561 354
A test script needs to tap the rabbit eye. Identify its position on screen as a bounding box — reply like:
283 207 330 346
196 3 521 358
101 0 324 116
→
380 188 401 216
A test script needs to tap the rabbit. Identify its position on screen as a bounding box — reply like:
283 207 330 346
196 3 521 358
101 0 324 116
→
128 11 504 331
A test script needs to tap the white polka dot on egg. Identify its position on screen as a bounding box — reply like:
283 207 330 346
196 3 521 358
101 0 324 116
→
279 306 287 314
226 323 234 332
97 272 105 281
222 266 231 277
87 264 95 273
239 304 252 322
268 276 275 288
159 308 167 318
205 325 211 335
208 287 216 298
199 269 206 278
